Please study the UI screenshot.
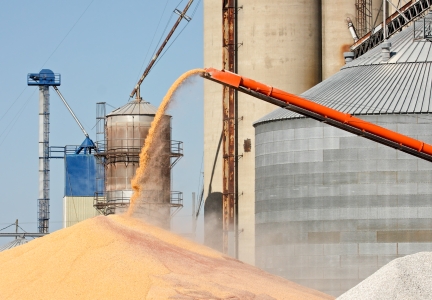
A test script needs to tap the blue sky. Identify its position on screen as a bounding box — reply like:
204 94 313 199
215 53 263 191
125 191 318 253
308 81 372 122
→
0 0 204 240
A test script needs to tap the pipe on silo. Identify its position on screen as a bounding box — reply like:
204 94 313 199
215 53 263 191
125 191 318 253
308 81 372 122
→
381 41 391 61
344 51 355 63
322 0 357 79
347 17 359 42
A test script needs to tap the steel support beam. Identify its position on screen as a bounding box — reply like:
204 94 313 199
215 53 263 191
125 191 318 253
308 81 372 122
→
222 0 236 255
130 0 195 100
0 233 47 237
351 0 432 58
38 86 50 233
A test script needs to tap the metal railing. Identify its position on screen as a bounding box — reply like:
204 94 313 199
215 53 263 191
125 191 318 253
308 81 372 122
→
93 190 183 216
170 140 184 167
352 0 432 58
27 73 61 86
414 12 432 40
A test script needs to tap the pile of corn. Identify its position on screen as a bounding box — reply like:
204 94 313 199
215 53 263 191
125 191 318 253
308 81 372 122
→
0 215 333 299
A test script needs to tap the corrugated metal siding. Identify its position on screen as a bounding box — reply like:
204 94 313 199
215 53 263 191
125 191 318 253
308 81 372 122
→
255 115 432 296
107 100 158 116
63 197 100 228
0 238 28 252
65 154 98 197
255 15 432 125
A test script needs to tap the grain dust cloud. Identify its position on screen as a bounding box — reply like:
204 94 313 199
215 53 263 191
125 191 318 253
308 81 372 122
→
127 68 205 222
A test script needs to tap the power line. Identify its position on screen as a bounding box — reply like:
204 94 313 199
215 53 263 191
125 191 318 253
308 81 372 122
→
0 87 28 125
0 223 14 232
40 0 95 68
153 0 202 69
17 225 27 233
0 89 36 147
0 1 95 146
134 0 171 85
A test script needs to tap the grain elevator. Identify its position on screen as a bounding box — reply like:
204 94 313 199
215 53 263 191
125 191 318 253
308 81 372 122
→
93 99 183 229
204 0 432 297
204 0 369 263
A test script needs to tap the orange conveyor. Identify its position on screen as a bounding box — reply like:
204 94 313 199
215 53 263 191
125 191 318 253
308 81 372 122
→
202 68 432 163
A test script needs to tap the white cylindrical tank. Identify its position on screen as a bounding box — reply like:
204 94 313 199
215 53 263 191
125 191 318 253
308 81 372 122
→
204 0 322 264
322 1 357 79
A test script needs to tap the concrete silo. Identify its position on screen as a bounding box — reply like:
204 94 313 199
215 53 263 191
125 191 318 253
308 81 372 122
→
321 1 386 79
254 16 432 297
95 99 174 229
204 0 322 264
321 1 357 79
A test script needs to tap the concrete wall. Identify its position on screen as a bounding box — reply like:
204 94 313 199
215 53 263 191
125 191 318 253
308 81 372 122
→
203 0 223 221
204 0 322 264
255 114 432 297
322 1 356 79
373 0 384 29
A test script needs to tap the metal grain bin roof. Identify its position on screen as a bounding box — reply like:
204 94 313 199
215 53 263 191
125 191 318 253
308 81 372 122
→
0 237 28 252
255 14 432 126
107 100 158 117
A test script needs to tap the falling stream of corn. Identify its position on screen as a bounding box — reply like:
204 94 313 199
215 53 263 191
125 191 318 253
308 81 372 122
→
127 68 205 216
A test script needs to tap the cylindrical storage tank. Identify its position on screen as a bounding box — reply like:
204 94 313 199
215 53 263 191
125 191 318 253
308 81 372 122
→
254 21 432 297
204 0 322 264
105 100 171 228
321 0 357 79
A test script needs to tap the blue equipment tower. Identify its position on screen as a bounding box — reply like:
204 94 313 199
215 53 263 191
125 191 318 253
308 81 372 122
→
27 69 61 233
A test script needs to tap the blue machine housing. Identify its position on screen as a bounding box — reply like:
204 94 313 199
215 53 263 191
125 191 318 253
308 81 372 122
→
27 69 61 86
64 138 100 197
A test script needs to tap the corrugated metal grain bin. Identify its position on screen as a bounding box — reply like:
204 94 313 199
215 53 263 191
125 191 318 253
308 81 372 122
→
253 15 432 297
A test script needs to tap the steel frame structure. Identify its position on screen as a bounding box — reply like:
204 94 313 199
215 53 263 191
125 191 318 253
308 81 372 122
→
355 0 373 37
38 86 50 233
351 0 432 58
28 70 61 233
222 0 236 255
